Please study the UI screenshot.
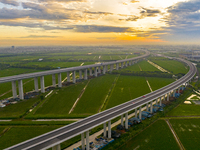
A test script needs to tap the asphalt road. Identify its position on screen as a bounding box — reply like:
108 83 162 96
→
5 57 196 150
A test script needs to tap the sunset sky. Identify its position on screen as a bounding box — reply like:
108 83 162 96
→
0 0 199 46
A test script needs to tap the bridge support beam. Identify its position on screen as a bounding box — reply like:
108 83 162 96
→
108 121 111 139
40 76 45 93
52 144 60 150
178 87 180 93
94 67 97 77
156 99 158 105
73 71 76 83
89 68 93 76
86 131 89 150
121 115 124 126
84 69 88 80
103 66 106 74
79 70 82 80
150 101 153 113
34 77 39 92
167 93 169 101
52 74 56 87
103 123 107 137
173 90 176 97
160 97 162 106
98 66 101 74
135 108 137 118
58 73 62 88
81 133 85 150
67 72 71 82
18 80 24 100
125 113 128 129
12 81 17 99
139 107 142 120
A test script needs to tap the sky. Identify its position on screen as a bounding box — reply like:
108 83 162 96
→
0 0 199 46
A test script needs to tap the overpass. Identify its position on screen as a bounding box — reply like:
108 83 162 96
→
0 51 150 100
4 53 197 150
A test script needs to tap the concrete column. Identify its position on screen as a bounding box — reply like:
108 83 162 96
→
98 66 101 74
67 72 71 82
34 77 39 92
81 133 85 150
129 61 131 66
103 66 106 74
106 65 108 72
167 93 169 101
108 121 111 138
125 113 128 129
121 62 123 68
58 73 62 88
40 76 45 93
89 68 93 76
160 97 162 106
52 144 60 150
132 61 134 65
12 81 17 99
18 80 24 100
178 87 180 93
173 90 176 97
110 65 112 73
125 61 128 67
103 123 107 137
86 131 89 150
135 108 137 118
84 69 88 80
156 99 158 105
139 107 142 120
146 103 148 111
121 115 124 126
94 67 97 77
79 70 82 80
73 71 76 83
116 63 119 70
150 101 153 113
52 74 56 87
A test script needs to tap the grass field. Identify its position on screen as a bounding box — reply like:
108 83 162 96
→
72 74 117 114
26 81 87 118
118 120 179 150
167 104 200 116
170 119 200 150
147 77 175 91
0 126 60 149
0 97 40 119
105 76 150 109
150 59 188 74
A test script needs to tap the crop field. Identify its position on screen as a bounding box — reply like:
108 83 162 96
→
72 74 117 114
166 104 200 116
147 77 175 91
0 126 5 133
170 119 200 150
27 81 88 118
150 58 188 74
118 120 179 150
0 126 60 150
0 97 40 119
138 60 160 71
105 76 150 109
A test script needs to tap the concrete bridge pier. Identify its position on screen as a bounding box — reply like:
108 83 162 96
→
12 81 17 99
106 65 108 72
139 107 142 120
156 98 158 105
178 87 180 93
103 66 106 74
135 108 137 118
40 76 45 93
129 61 131 66
52 74 56 87
52 144 60 150
94 67 97 77
108 121 111 139
150 101 153 113
89 68 93 76
79 70 82 80
67 72 71 82
167 93 169 101
146 103 148 111
84 69 88 80
125 61 128 67
116 63 119 70
98 66 101 74
34 77 39 92
159 97 162 106
58 73 62 88
81 133 85 150
125 113 128 129
18 80 24 100
103 123 107 137
73 71 76 83
121 62 123 68
86 131 89 150
121 115 124 126
173 90 176 97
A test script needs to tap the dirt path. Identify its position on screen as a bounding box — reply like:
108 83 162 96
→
138 65 142 71
165 119 185 150
146 79 153 92
147 60 170 73
118 56 123 60
68 80 90 114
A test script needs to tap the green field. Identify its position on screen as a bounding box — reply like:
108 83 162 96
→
147 77 175 91
72 74 117 114
167 104 200 116
105 76 150 109
0 126 60 150
170 119 200 150
118 120 179 150
138 60 160 71
26 81 87 118
150 58 188 74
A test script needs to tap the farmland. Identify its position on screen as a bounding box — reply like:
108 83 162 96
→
117 120 179 150
170 119 200 150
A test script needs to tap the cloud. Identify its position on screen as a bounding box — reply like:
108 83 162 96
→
130 0 139 3
38 0 87 3
0 0 19 6
83 11 113 15
140 7 161 17
20 35 61 38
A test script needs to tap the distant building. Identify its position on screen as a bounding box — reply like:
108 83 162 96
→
11 46 15 50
